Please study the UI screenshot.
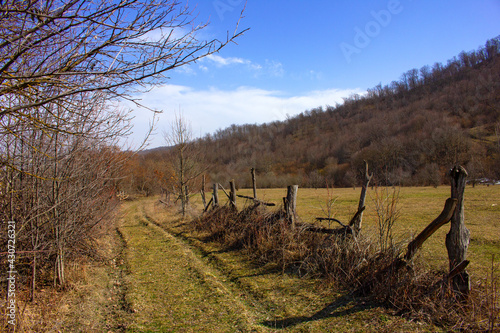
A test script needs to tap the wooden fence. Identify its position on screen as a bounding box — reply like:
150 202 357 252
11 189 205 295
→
193 164 471 296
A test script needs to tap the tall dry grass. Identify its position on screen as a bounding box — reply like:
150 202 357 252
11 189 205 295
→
192 200 499 331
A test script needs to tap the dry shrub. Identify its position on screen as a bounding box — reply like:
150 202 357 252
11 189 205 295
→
366 259 500 332
192 202 500 331
192 203 394 286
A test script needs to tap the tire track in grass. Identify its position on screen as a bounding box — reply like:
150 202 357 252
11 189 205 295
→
118 200 263 332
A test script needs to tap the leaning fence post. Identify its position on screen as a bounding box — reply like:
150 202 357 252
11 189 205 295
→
351 160 372 235
445 165 470 296
285 185 298 228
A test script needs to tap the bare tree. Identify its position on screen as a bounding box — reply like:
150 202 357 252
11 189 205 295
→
0 0 245 293
164 112 204 217
0 0 246 178
0 0 246 118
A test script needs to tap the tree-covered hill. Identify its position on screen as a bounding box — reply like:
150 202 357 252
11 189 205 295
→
135 36 500 192
195 36 500 188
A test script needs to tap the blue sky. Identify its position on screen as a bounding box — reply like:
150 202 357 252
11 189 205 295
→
127 0 500 148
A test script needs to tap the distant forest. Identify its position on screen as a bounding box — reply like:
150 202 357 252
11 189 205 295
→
126 36 500 193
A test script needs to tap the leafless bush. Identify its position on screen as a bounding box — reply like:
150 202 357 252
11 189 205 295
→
372 186 401 251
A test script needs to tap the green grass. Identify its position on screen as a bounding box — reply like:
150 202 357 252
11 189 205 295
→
118 199 258 332
55 185 497 332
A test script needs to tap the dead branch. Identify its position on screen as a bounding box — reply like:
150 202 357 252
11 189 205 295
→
315 217 348 228
203 197 213 212
297 222 353 235
404 198 458 261
218 183 231 200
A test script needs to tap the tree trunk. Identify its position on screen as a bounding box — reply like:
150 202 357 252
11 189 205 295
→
213 183 219 208
201 175 206 209
445 165 470 296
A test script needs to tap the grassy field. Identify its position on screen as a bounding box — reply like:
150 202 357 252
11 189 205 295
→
47 185 497 332
141 197 438 332
208 185 500 279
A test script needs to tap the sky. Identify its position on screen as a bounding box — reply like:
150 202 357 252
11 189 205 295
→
125 0 500 148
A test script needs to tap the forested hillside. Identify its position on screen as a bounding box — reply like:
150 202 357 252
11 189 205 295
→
197 36 500 188
134 36 500 192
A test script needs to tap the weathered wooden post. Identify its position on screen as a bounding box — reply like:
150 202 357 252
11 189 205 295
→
285 185 298 228
229 180 237 210
213 183 219 208
445 165 470 296
201 175 207 209
251 168 257 199
351 160 373 235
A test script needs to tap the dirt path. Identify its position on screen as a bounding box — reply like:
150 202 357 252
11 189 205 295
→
115 199 262 332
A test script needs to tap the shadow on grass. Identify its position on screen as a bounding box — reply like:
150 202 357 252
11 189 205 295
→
261 294 377 329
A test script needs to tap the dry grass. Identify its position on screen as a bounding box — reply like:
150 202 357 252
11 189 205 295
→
188 184 500 331
4 184 496 332
0 206 124 332
146 197 436 332
228 186 500 277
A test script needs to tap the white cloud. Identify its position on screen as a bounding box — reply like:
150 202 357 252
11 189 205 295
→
196 54 273 74
205 54 249 66
126 84 364 148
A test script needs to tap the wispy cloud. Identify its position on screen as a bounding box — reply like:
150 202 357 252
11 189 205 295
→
127 84 364 148
135 26 192 43
205 54 249 66
204 54 263 72
184 54 286 77
264 60 284 77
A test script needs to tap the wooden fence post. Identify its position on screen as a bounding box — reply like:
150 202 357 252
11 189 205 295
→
251 168 257 199
213 183 219 208
351 160 372 235
201 175 206 209
285 185 298 228
445 165 470 296
229 180 237 210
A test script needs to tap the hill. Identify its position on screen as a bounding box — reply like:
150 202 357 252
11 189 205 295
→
130 36 500 193
194 36 500 188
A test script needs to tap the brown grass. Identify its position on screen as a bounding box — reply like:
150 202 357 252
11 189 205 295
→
191 186 500 332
